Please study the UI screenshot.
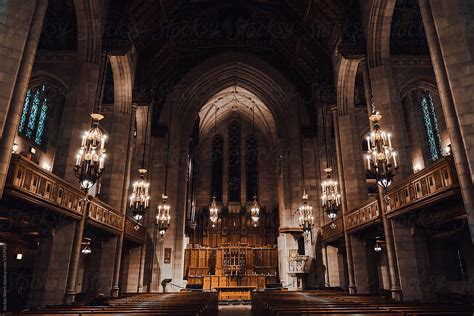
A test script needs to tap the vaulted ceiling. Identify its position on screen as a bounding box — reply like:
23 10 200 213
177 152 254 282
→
127 0 359 110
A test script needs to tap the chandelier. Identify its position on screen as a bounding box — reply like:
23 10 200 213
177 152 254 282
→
74 113 107 191
298 191 314 235
156 95 173 236
366 111 398 191
130 106 151 224
209 104 220 227
209 196 219 227
250 104 260 227
251 196 260 227
130 168 150 222
321 168 341 219
156 194 171 236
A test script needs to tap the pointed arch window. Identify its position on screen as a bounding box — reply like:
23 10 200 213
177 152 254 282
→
246 135 258 201
211 134 224 201
18 84 49 148
228 120 241 202
420 90 442 161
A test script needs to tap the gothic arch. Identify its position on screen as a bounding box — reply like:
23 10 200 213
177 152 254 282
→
160 51 306 147
335 57 361 115
398 78 439 100
74 0 106 63
109 54 133 114
367 0 396 67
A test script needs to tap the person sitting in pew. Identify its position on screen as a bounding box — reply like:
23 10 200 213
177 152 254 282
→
89 293 109 306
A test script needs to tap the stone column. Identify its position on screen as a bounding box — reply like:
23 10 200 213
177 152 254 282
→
0 0 48 197
379 190 402 300
419 0 474 242
28 220 75 307
137 244 146 292
322 245 330 287
331 106 356 294
64 199 88 303
110 106 135 297
391 218 434 302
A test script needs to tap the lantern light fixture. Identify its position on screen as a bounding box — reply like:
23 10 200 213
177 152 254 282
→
130 168 150 222
209 196 219 227
298 191 314 235
73 113 107 191
366 111 398 191
156 194 171 236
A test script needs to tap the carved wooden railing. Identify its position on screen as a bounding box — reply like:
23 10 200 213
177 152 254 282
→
385 156 458 218
345 199 380 232
5 154 86 218
321 216 343 241
124 217 147 243
5 154 124 234
88 198 123 233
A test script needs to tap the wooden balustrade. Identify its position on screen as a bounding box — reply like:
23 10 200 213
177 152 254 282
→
385 155 458 218
345 199 380 232
5 154 86 218
321 216 343 242
124 217 147 243
5 154 126 235
88 197 123 233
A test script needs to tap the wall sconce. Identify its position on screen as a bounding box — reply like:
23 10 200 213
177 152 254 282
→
12 143 18 154
81 238 91 255
30 147 36 155
16 252 23 260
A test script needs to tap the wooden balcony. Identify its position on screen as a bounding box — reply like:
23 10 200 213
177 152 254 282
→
321 216 343 242
345 199 380 232
124 217 147 243
4 154 124 234
385 155 459 218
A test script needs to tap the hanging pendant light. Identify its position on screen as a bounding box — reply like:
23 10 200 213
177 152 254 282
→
209 103 220 227
130 106 151 224
250 196 260 227
296 103 313 235
130 168 150 221
298 191 314 235
156 96 173 236
250 103 260 227
156 194 171 236
209 196 218 227
320 109 341 220
321 168 341 220
366 110 398 191
74 113 107 191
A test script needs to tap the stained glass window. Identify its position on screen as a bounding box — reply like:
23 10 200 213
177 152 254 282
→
18 84 49 147
246 135 258 201
228 120 241 202
211 134 224 201
420 90 441 161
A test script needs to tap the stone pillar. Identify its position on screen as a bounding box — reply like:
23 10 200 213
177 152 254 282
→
0 0 48 197
331 106 356 294
322 245 330 287
84 236 118 297
391 218 434 301
351 235 370 294
64 202 88 303
326 245 346 288
28 221 75 307
137 244 146 292
110 106 135 297
419 0 474 242
379 190 402 300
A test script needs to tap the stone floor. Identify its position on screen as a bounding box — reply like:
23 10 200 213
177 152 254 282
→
218 304 252 316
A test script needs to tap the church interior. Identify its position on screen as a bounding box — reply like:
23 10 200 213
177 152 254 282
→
1 0 474 315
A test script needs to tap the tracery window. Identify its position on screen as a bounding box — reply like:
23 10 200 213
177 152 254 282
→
211 134 224 201
18 84 49 148
420 90 442 161
228 120 241 202
246 135 258 201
